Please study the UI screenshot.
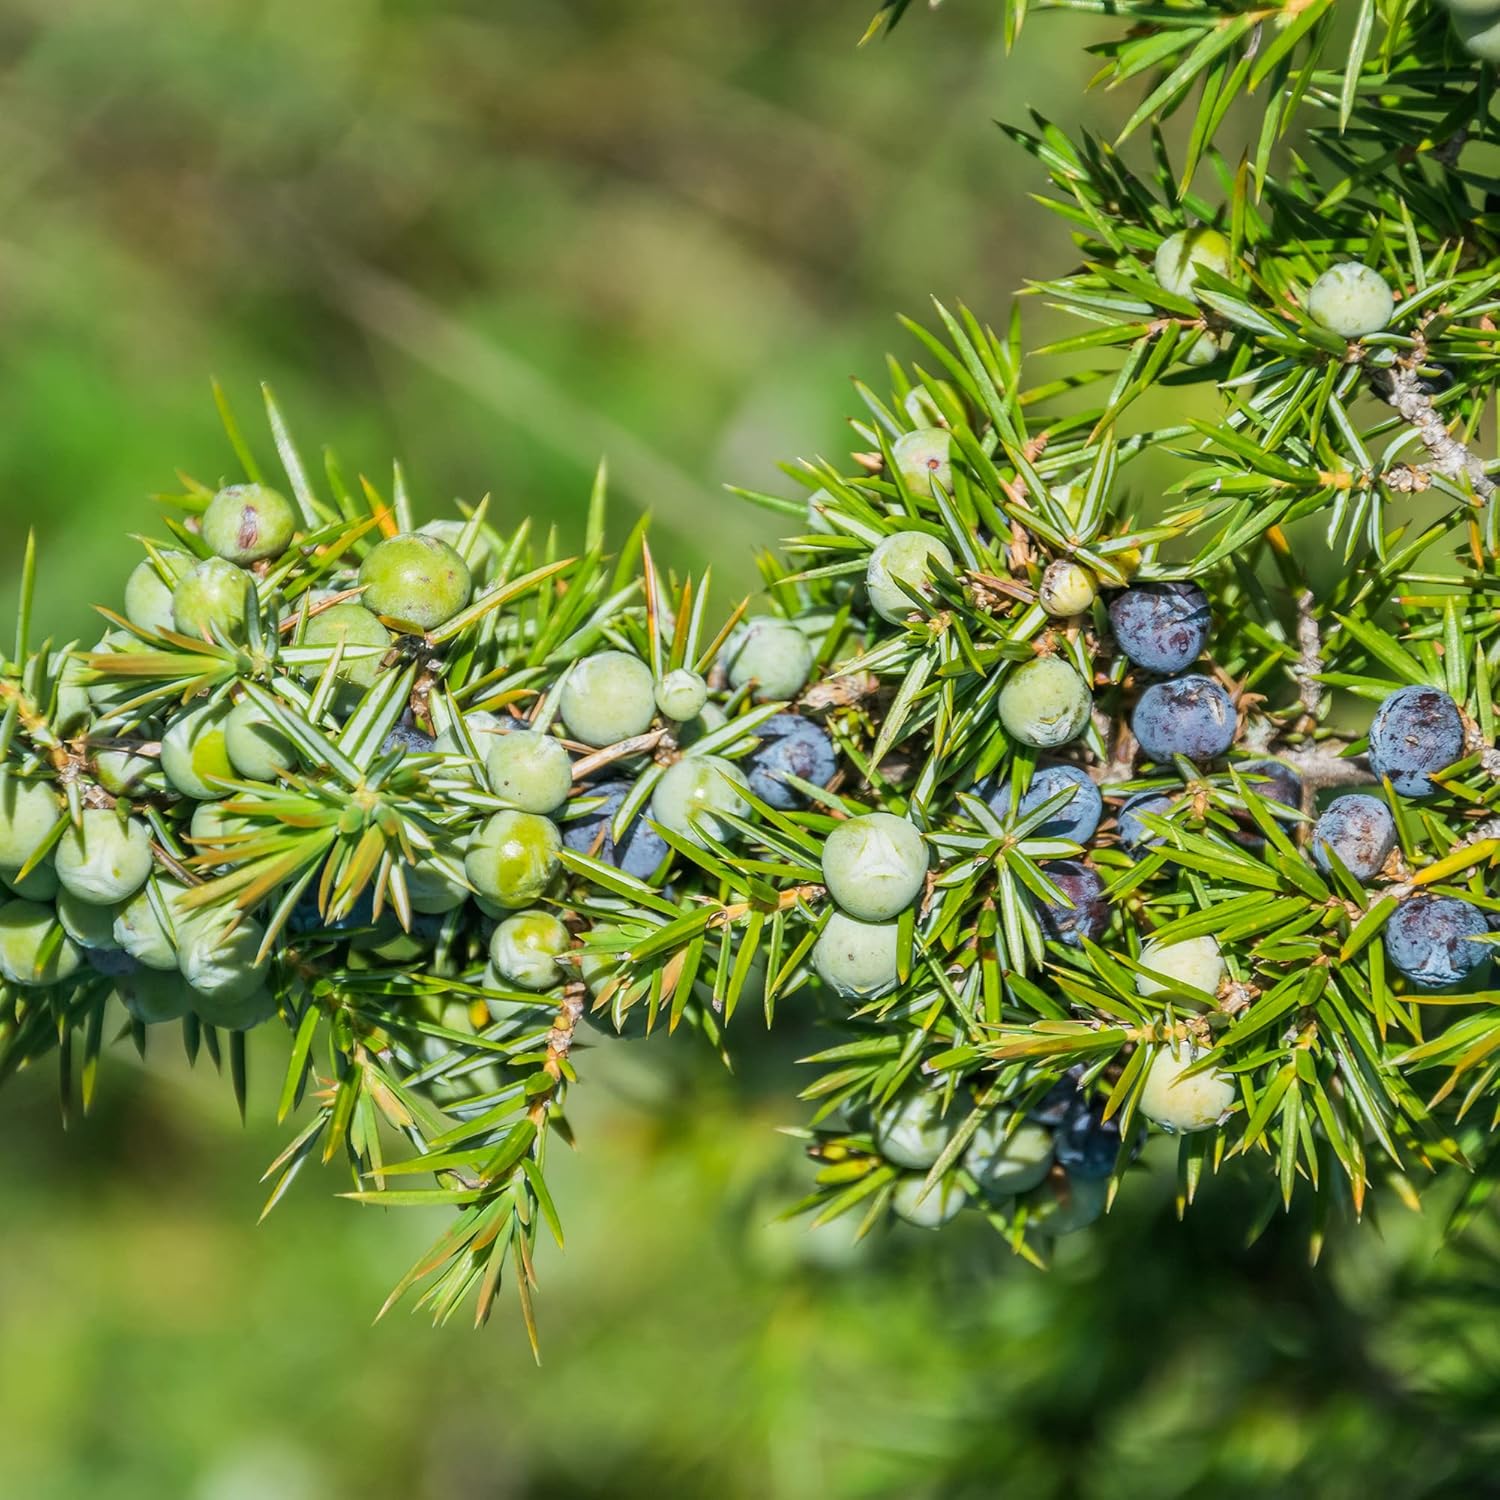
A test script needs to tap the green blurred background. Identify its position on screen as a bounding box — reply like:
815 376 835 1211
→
2 3 1499 1496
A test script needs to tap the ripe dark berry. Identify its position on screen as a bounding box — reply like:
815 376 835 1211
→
1383 894 1491 989
1131 675 1236 763
1053 1099 1133 1181
1028 1065 1084 1127
1116 791 1174 853
381 723 437 756
562 780 668 881
1236 759 1302 820
1108 582 1211 674
984 763 1103 843
1311 794 1396 883
1413 364 1454 397
746 713 837 811
1035 861 1109 947
1368 684 1465 798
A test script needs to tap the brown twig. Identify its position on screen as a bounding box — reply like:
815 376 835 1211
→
1374 330 1496 502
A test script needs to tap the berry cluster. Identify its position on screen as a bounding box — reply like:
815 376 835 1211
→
1 277 1496 1310
874 1070 1132 1237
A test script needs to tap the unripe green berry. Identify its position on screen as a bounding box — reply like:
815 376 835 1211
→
811 911 900 999
55 888 118 949
1182 330 1223 367
123 550 194 634
201 483 297 565
1038 560 1096 618
1137 1039 1236 1132
804 487 836 536
404 849 471 915
891 1175 967 1228
114 881 190 970
172 558 251 640
465 811 562 907
559 651 657 747
432 708 500 756
94 745 161 798
117 967 195 1025
84 632 144 715
358 532 472 631
726 618 813 702
1135 933 1225 998
224 698 298 782
194 983 278 1031
865 531 955 625
177 910 269 1005
0 774 61 873
490 909 571 991
1153 228 1231 301
963 1112 1055 1196
54 810 152 905
892 427 953 495
302 602 391 692
674 700 728 748
2 857 59 902
821 812 928 922
485 730 573 815
651 755 750 846
0 899 82 986
189 801 256 856
51 653 92 735
161 700 235 800
902 381 957 427
417 518 493 569
1307 262 1395 339
1453 7 1500 58
998 656 1092 749
875 1091 951 1170
655 668 709 722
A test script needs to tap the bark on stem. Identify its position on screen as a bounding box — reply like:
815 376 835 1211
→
1374 337 1496 502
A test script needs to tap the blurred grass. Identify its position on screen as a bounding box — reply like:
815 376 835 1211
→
2 2 1500 1497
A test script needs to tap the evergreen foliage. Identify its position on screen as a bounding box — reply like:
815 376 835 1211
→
2 0 1499 1343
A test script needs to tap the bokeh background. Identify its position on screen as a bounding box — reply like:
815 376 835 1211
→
2 2 1499 1497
